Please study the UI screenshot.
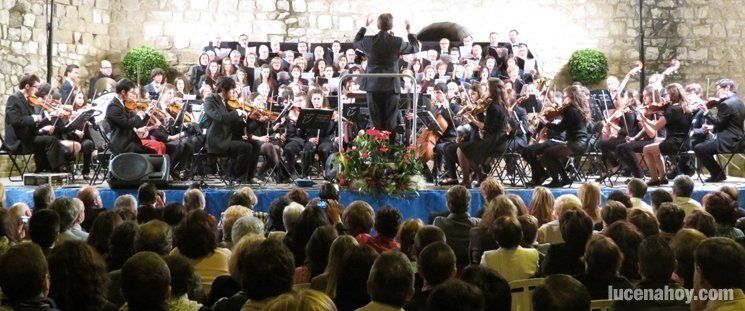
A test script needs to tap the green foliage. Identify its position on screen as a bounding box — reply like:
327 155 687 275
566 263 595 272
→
567 49 608 85
121 46 169 85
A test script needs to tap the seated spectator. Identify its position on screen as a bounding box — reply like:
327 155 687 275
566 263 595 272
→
434 185 480 270
172 210 231 290
573 235 632 299
295 225 338 284
86 210 123 255
406 242 457 311
106 221 138 271
537 194 581 244
272 201 304 241
517 214 540 249
137 183 164 223
614 236 688 310
627 209 660 238
600 200 628 230
650 188 673 212
219 205 252 247
78 186 104 232
459 265 511 311
425 279 484 311
163 255 205 311
285 188 310 206
210 235 265 309
284 204 330 266
8 203 30 240
231 215 265 245
482 216 540 281
28 208 61 255
268 196 292 232
333 245 379 310
669 228 707 289
342 200 375 237
238 239 295 310
606 190 633 209
264 289 336 311
627 178 653 213
162 202 187 227
136 220 174 255
541 209 593 276
529 187 555 226
50 197 86 242
183 188 206 212
358 251 415 311
121 252 171 310
656 202 685 240
671 175 702 215
358 206 401 253
603 221 643 282
532 274 591 311
0 243 58 309
397 218 423 262
310 235 358 298
693 237 745 310
318 181 340 201
114 194 138 221
506 194 529 216
476 177 506 217
48 240 117 311
703 191 745 243
70 198 89 239
469 195 517 265
684 209 717 237
578 181 602 224
32 184 55 212
0 209 20 255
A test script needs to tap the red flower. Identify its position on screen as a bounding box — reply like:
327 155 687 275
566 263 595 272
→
351 145 358 151
379 146 389 153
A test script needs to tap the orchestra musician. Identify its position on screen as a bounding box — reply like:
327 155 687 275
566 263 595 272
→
203 76 260 183
144 84 196 176
34 84 80 163
68 91 97 176
615 86 660 179
595 89 638 180
105 79 156 155
300 88 338 178
694 79 745 182
59 64 80 106
638 83 693 186
144 68 166 100
523 85 591 188
244 93 285 181
198 60 222 96
674 83 711 177
428 83 462 185
87 60 116 101
190 52 210 98
281 92 309 178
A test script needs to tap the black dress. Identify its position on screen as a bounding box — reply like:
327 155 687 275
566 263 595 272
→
459 102 508 164
659 104 691 154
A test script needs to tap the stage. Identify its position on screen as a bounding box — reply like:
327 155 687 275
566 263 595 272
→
3 176 743 221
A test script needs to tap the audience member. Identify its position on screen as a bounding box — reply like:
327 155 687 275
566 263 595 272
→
183 188 206 212
684 209 717 237
627 209 660 238
606 190 633 208
135 220 174 255
263 289 337 311
231 215 265 245
397 218 423 261
78 186 104 232
532 274 591 311
163 255 205 311
137 183 164 223
468 195 517 264
358 206 401 253
517 214 539 249
285 188 310 206
406 242 457 311
425 279 484 311
693 237 745 310
295 225 338 284
434 185 479 270
311 235 358 298
656 202 685 240
703 190 745 242
210 235 265 310
573 235 632 299
268 196 292 232
114 194 138 221
276 201 304 241
342 200 375 236
459 265 511 311
603 221 643 281
0 209 20 256
238 239 295 310
481 216 540 281
106 221 138 271
506 194 528 216
671 175 702 215
601 200 628 230
528 186 554 226
477 177 505 217
7 203 28 240
650 188 673 212
163 202 187 227
28 208 61 255
172 210 230 290
627 178 653 213
318 182 340 201
285 204 331 267
121 252 171 310
669 228 706 289
358 251 415 311
33 184 55 212
50 197 86 242
578 181 602 224
536 194 581 244
86 210 123 255
0 243 58 309
333 245 378 310
47 240 116 311
541 209 593 276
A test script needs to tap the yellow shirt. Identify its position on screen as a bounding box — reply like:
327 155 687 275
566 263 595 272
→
480 246 540 282
705 289 745 311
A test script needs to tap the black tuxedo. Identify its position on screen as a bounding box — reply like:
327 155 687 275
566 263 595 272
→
105 97 151 154
353 27 419 132
59 80 74 106
4 91 66 171
695 94 745 178
144 82 161 100
202 93 257 179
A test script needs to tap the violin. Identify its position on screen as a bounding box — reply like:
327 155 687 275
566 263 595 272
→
704 97 721 109
542 102 571 120
124 100 149 111
28 96 55 112
167 102 192 123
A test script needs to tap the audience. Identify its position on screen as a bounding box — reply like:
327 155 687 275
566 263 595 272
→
397 218 423 261
528 186 554 226
468 195 517 264
33 184 55 212
276 201 304 241
684 209 717 237
48 240 117 311
537 194 581 244
656 202 685 240
433 185 479 270
650 188 674 211
268 196 292 232
0 209 20 256
627 178 653 213
183 188 206 212
333 245 378 310
425 279 484 311
477 177 506 217
359 251 415 311
342 200 375 236
532 274 591 311
481 216 540 281
137 183 164 223
50 197 87 242
295 225 338 284
87 210 124 255
210 235 265 310
28 209 61 255
517 214 539 249
162 202 187 227
0 243 57 309
627 208 660 238
669 228 707 289
703 190 745 242
406 242 456 311
78 186 104 232
358 206 401 253
578 181 602 224
671 175 702 215
541 209 593 276
606 190 633 209
219 205 252 246
459 265 511 311
310 235 358 298
285 204 330 266
231 215 265 245
573 235 632 299
603 221 643 281
114 194 138 221
600 200 628 230
121 252 171 310
106 221 138 271
506 194 528 216
264 289 336 311
163 254 205 310
239 239 295 309
173 210 231 290
693 237 745 310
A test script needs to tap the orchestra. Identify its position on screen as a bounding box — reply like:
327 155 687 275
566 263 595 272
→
7 23 745 188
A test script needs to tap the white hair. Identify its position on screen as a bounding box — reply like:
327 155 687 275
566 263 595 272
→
231 215 266 243
282 202 305 232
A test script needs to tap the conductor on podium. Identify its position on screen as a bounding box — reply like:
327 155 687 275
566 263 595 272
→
353 13 420 133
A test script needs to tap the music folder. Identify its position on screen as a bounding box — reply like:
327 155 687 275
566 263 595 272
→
417 110 444 136
296 108 334 131
65 109 97 131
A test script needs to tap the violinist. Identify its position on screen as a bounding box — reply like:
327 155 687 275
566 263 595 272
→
146 85 195 176
523 85 591 188
595 89 639 179
281 93 308 178
694 79 745 182
615 86 660 179
35 83 78 162
675 83 711 177
300 89 338 178
104 79 155 154
59 64 80 106
244 93 285 180
429 83 462 185
456 78 511 187
638 83 693 186
203 76 259 183
67 91 97 176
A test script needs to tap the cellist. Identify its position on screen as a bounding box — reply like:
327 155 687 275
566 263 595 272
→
431 83 462 185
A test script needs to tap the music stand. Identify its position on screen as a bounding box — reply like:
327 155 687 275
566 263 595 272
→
296 109 334 131
65 109 97 131
417 111 444 136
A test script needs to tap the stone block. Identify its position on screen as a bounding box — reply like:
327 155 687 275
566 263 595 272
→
172 0 186 10
293 0 307 12
257 0 275 11
217 0 237 12
173 36 190 49
254 20 285 34
688 48 708 61
338 16 354 32
238 0 255 12
95 0 109 9
154 37 172 50
93 34 110 49
308 0 325 12
20 26 31 41
86 23 108 35
22 13 34 27
277 0 289 11
317 14 332 30
11 41 22 54
189 0 208 10
7 28 20 41
149 11 173 21
693 25 711 36
82 33 94 45
9 11 22 28
0 10 8 24
76 45 89 55
65 5 78 18
143 21 164 37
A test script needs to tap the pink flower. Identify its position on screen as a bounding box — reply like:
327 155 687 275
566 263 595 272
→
379 146 389 153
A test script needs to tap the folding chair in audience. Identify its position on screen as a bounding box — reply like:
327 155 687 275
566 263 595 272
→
0 132 34 182
509 278 545 311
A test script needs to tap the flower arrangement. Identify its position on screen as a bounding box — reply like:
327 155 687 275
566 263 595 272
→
336 129 424 195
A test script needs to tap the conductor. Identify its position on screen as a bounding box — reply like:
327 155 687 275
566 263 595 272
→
353 13 419 134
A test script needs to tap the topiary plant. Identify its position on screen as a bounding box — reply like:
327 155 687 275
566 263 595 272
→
567 49 608 85
121 46 169 85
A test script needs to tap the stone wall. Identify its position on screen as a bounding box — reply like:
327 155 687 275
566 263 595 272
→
3 0 745 176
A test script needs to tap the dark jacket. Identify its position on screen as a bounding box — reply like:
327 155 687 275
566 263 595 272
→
574 273 633 300
104 97 150 154
4 91 39 153
614 279 690 311
540 243 585 276
202 93 244 154
433 213 480 270
0 295 59 311
468 226 499 265
59 80 74 106
706 94 745 152
353 27 419 93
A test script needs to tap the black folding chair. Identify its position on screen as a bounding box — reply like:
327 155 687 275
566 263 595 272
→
713 138 745 180
0 133 34 182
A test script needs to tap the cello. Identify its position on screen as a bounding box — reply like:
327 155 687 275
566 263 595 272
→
416 103 450 163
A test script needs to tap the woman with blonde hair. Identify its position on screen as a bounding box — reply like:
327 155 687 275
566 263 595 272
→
529 187 555 226
265 289 337 311
310 235 358 299
469 195 517 264
536 194 582 244
578 181 602 224
396 218 423 262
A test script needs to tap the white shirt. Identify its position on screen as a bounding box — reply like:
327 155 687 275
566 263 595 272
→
631 197 654 214
537 220 563 245
673 197 703 216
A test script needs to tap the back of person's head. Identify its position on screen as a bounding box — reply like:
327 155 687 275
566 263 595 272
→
517 214 538 246
108 221 139 268
337 244 379 299
368 251 415 307
532 274 591 311
670 228 707 288
627 209 660 238
584 235 623 279
672 175 694 198
650 188 673 211
559 209 593 250
446 185 471 214
33 184 55 211
374 206 402 238
528 187 555 225
459 265 510 311
238 239 295 300
603 221 643 280
684 209 716 237
627 178 648 199
87 210 123 255
77 186 101 209
554 194 582 220
719 185 739 202
377 13 393 31
137 182 159 206
228 191 252 208
0 243 48 303
285 188 310 206
319 182 340 201
163 255 197 298
269 196 292 231
606 190 632 209
704 191 738 226
47 240 109 310
264 289 337 311
656 202 685 234
695 237 745 289
493 216 522 249
343 200 375 236
174 210 217 260
601 200 628 227
222 206 253 242
114 194 138 216
397 218 423 260
305 225 339 277
638 235 675 282
282 202 305 232
182 188 205 212
414 225 446 258
121 251 171 309
425 279 484 311
162 202 186 226
50 197 77 231
578 181 601 221
506 194 528 216
233 186 258 209
479 177 505 203
135 220 173 255
482 195 517 228
418 241 456 286
231 214 265 243
29 209 61 250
